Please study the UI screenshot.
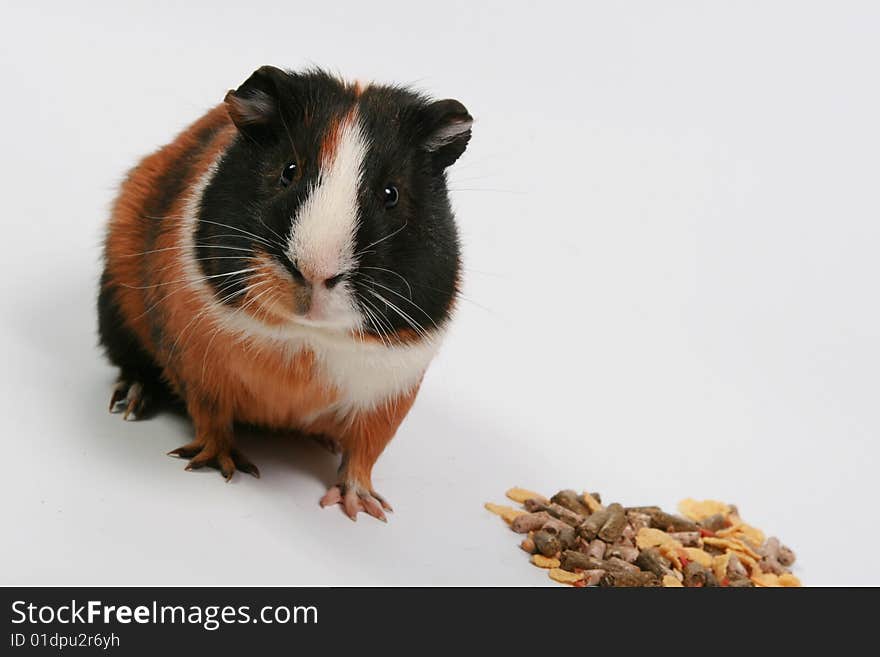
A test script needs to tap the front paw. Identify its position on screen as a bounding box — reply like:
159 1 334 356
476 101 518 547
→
320 483 393 523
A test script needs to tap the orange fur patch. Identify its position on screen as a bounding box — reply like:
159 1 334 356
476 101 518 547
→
317 105 359 168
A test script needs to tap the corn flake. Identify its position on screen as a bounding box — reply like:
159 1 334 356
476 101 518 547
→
677 498 730 522
778 573 802 587
484 502 526 524
636 527 682 550
531 554 561 569
683 547 713 568
702 536 761 561
659 545 685 570
712 553 730 582
717 522 765 547
662 574 684 587
751 572 782 587
734 551 762 575
549 568 584 584
506 487 547 505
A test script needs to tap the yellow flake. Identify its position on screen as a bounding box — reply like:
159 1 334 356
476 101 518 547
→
549 568 584 584
677 499 730 522
636 527 682 550
778 573 802 587
484 502 526 524
506 487 547 504
662 574 684 587
531 554 561 569
683 547 713 568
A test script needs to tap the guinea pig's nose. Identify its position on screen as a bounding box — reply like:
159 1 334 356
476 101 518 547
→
290 260 346 290
324 272 346 289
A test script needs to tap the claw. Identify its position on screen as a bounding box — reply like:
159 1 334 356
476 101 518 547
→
122 382 145 420
110 380 151 420
167 442 200 459
233 453 260 478
185 451 216 471
109 381 128 412
372 491 394 513
357 492 387 522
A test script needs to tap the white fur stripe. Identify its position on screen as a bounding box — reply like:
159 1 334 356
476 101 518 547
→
287 115 368 282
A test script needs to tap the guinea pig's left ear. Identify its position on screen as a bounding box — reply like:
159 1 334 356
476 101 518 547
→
420 99 473 171
224 65 288 142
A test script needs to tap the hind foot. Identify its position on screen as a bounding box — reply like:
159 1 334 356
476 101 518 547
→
109 380 153 421
168 439 260 482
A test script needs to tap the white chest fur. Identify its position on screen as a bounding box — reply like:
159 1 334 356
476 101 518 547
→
244 323 440 418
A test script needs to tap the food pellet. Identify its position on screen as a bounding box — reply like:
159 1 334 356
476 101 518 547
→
486 488 801 587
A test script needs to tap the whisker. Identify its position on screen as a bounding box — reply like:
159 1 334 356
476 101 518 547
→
169 255 253 272
140 214 282 249
167 278 270 360
128 272 250 323
193 233 277 245
354 269 494 317
122 244 256 258
200 285 276 377
357 294 394 349
353 221 408 259
446 187 526 194
365 288 431 342
196 219 280 249
358 265 413 298
117 268 258 290
252 209 288 246
354 273 439 331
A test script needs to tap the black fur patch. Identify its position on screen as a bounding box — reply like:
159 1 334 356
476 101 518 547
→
97 271 165 385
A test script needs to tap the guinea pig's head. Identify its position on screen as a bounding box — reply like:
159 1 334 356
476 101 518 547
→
197 66 471 344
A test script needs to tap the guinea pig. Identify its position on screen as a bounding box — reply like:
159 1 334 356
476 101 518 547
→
98 66 472 521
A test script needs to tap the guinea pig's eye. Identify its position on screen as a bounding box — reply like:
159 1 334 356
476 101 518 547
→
382 184 399 208
279 162 298 187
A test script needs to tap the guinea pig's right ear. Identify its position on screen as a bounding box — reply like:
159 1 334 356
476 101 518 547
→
224 65 288 143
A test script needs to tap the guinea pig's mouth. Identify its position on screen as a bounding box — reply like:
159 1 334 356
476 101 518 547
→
288 314 352 331
241 287 357 334
242 251 362 334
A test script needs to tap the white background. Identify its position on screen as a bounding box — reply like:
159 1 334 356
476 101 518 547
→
2 1 878 586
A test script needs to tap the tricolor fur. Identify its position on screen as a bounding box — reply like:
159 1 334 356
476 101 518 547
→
98 67 472 520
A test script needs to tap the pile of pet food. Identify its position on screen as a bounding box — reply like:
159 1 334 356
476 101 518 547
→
485 488 800 587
